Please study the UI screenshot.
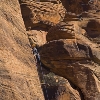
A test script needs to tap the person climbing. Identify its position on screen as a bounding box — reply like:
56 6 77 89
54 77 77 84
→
32 44 41 64
33 46 38 55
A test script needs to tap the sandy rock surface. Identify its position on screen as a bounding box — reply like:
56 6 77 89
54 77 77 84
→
0 0 44 100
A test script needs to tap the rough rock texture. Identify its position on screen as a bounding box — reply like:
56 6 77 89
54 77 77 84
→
79 18 100 38
40 39 91 60
39 9 100 100
61 0 100 14
0 0 44 100
46 22 75 42
19 0 66 30
27 30 47 47
55 79 83 100
40 39 100 100
15 0 100 100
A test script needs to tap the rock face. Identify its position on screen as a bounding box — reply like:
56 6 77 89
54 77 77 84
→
39 7 100 100
46 22 75 42
55 81 83 100
2 0 100 100
40 39 91 61
61 0 100 14
19 0 66 30
40 39 100 100
27 30 47 47
0 0 44 100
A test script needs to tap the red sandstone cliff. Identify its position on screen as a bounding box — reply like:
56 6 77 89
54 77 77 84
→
1 0 100 100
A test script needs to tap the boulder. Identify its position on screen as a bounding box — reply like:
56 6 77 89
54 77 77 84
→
39 39 100 100
46 21 86 42
85 19 100 38
40 39 91 63
46 22 75 42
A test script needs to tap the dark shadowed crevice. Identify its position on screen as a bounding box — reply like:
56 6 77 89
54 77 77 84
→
68 80 85 100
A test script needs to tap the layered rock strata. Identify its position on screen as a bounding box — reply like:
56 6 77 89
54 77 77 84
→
20 0 66 30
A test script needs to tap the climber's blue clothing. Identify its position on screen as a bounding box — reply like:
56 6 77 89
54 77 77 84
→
33 47 38 54
32 47 41 64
